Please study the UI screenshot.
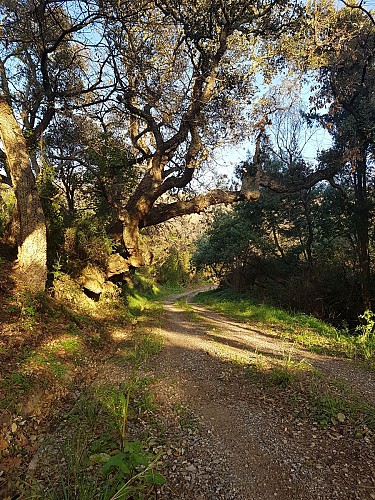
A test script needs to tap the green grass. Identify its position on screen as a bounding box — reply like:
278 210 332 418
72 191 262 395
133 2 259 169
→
194 289 370 360
174 298 202 322
23 297 165 499
307 389 375 429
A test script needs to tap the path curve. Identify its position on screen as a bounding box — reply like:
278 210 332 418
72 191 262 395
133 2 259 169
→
150 290 375 500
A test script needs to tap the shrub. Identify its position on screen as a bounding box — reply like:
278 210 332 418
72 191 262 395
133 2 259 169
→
157 248 191 286
63 215 114 273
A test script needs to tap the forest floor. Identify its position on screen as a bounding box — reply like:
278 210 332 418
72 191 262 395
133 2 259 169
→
0 275 375 499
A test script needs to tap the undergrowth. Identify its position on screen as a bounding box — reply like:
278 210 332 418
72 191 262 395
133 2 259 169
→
1 267 167 500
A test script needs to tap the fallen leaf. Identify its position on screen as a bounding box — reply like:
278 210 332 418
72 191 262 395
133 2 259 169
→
89 453 111 464
4 456 21 470
0 438 8 451
11 423 17 433
16 432 28 447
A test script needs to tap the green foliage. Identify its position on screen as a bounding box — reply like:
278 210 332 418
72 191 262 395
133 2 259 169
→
84 131 139 217
131 268 159 297
123 271 163 319
37 163 66 266
356 310 375 359
157 248 191 286
18 290 47 328
129 335 163 367
24 309 165 499
101 442 165 499
0 185 15 237
96 385 131 452
308 390 375 430
192 174 374 324
63 214 114 272
0 208 7 237
309 392 348 428
268 366 295 388
356 310 375 339
174 298 202 322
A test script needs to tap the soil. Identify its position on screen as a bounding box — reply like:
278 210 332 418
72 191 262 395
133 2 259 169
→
1 284 375 499
149 290 375 499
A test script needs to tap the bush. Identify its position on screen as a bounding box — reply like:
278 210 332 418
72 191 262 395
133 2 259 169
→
157 248 191 286
63 215 114 274
0 185 15 238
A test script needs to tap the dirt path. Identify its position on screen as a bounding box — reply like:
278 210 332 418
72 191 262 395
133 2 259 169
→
149 291 375 500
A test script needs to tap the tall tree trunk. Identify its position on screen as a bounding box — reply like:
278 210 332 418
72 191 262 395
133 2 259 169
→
120 209 153 268
353 155 371 311
302 190 314 281
0 96 47 292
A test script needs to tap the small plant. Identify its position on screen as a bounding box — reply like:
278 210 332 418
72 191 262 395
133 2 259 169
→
309 393 345 427
173 402 200 430
130 333 163 366
308 390 375 430
101 441 165 499
356 310 375 359
268 366 295 388
96 385 131 452
20 290 43 322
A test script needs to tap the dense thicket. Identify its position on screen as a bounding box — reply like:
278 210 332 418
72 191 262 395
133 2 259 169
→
193 2 375 322
193 182 374 325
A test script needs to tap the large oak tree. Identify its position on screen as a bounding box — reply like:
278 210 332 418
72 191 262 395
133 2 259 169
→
0 0 347 290
102 0 342 266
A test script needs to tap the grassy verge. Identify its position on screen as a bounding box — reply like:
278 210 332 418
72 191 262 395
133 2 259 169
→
0 270 169 499
26 330 165 500
194 289 374 361
190 289 375 433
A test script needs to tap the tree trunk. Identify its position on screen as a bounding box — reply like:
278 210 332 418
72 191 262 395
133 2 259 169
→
302 190 314 281
0 96 47 292
353 155 371 311
121 210 152 267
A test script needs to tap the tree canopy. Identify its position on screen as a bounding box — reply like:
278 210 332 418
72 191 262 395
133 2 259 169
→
0 0 374 305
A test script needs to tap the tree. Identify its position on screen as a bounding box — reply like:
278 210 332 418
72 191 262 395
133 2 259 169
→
305 2 375 310
0 96 47 291
0 0 348 291
102 0 343 266
44 114 138 216
0 0 106 291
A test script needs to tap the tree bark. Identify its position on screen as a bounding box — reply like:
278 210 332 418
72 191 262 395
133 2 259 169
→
143 189 245 228
0 96 47 292
353 155 371 311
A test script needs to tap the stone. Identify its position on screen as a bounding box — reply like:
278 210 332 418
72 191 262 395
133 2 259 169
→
78 265 106 300
107 253 129 278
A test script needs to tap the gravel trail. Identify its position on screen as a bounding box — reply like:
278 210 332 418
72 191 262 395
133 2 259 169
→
150 291 375 500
